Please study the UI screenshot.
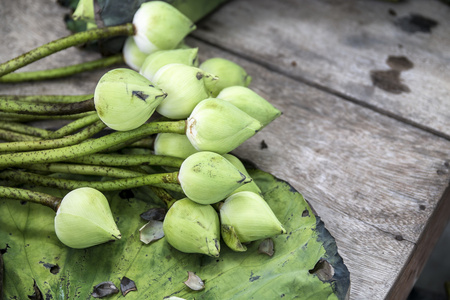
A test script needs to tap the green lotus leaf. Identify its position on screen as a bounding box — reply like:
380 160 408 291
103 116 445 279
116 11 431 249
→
0 169 350 299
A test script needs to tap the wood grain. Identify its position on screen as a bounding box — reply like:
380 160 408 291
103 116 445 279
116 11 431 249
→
193 0 450 138
1 1 450 299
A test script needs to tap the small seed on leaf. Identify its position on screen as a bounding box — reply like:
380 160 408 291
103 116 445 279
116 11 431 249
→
184 271 205 290
92 281 119 298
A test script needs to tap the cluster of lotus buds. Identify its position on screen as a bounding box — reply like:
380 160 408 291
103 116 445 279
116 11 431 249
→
52 1 286 253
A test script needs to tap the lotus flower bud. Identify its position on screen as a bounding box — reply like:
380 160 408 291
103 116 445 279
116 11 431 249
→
123 36 152 71
222 154 261 195
71 0 97 30
186 98 262 154
94 68 167 131
220 191 286 244
179 151 251 204
153 64 218 119
199 58 252 96
217 86 281 127
132 1 196 53
163 198 220 257
140 48 199 82
154 133 198 159
54 187 121 249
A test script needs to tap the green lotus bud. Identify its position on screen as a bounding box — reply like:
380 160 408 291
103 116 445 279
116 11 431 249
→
154 133 198 159
154 64 218 119
140 48 199 82
123 36 152 71
163 198 220 257
217 86 281 127
94 68 167 131
220 191 286 244
179 151 251 204
133 1 196 53
54 187 121 249
186 98 262 154
72 0 97 30
199 58 252 96
222 154 261 195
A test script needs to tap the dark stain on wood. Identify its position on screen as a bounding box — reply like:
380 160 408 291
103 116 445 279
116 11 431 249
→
386 56 414 71
395 14 439 34
260 140 268 149
370 69 410 94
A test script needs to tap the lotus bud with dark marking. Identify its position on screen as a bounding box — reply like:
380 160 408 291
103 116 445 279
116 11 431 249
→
140 48 199 82
163 198 220 257
94 68 167 131
220 191 286 244
179 151 252 204
54 187 121 249
186 98 263 154
154 133 198 159
132 1 195 53
217 86 282 127
153 63 218 119
222 154 262 195
123 36 151 71
199 57 252 96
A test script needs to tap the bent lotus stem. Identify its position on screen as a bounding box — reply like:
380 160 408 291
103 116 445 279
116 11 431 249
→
69 153 184 168
0 54 124 83
0 23 135 77
0 186 61 212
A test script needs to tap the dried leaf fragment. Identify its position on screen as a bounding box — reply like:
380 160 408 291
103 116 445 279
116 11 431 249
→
140 207 167 221
258 238 274 256
184 271 205 291
92 281 119 298
139 220 164 244
120 276 137 296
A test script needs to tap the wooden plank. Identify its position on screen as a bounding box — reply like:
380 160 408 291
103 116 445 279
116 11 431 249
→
189 40 450 299
1 1 450 299
193 0 450 138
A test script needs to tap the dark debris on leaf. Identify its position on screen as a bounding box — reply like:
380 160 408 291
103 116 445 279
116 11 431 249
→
92 281 119 298
120 276 137 296
27 280 43 300
258 238 274 256
309 259 335 282
140 207 167 221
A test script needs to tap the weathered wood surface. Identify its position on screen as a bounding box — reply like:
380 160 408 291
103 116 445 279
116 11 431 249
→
193 0 450 139
1 0 450 300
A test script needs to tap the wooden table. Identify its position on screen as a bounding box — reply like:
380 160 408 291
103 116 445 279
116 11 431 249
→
1 0 450 299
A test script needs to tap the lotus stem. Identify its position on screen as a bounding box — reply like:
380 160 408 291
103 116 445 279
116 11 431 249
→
69 153 184 168
0 54 124 83
0 121 51 138
0 120 186 168
0 23 135 77
0 98 95 115
0 170 180 192
0 94 94 103
0 186 61 211
48 112 99 138
0 120 106 153
0 129 42 142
